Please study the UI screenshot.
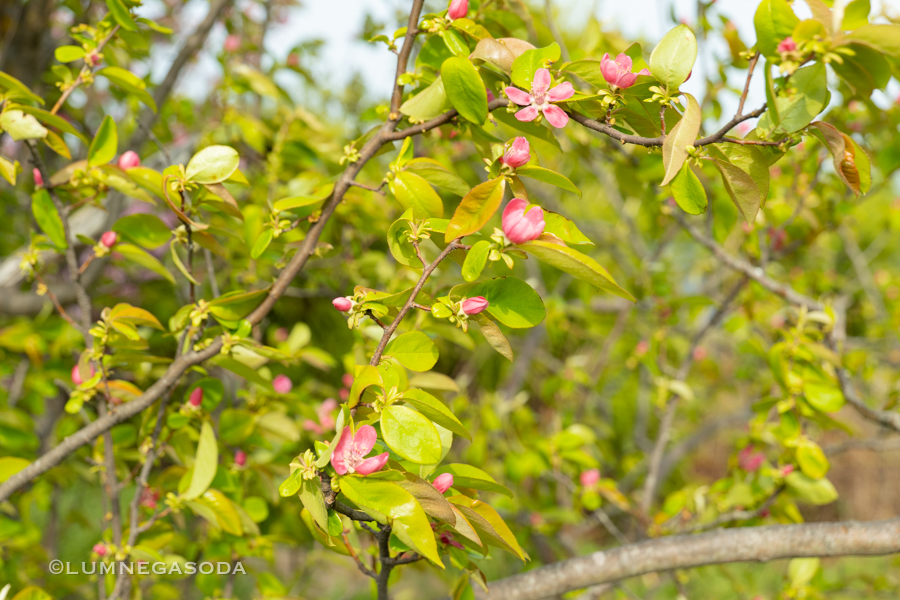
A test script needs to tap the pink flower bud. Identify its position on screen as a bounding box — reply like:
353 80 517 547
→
100 231 117 249
600 53 651 89
189 387 203 407
502 198 545 244
117 150 141 170
447 0 468 20
580 468 600 487
71 364 95 385
234 450 247 467
635 340 649 356
273 374 293 394
432 473 454 493
461 296 489 315
93 543 107 556
33 168 44 187
342 373 354 388
777 36 797 53
224 34 241 52
781 464 795 476
500 137 531 168
85 52 100 67
333 297 353 312
486 88 496 103
738 445 765 472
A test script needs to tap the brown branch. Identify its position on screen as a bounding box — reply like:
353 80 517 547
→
50 25 120 115
476 517 900 600
736 52 760 117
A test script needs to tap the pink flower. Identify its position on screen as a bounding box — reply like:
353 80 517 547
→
580 468 600 487
333 297 353 312
339 388 350 401
224 34 240 52
502 198 545 244
447 0 468 20
738 446 765 472
117 150 141 169
330 425 389 476
600 53 651 89
461 296 489 315
303 398 338 434
342 373 354 388
189 387 203 407
777 36 797 53
93 543 107 556
486 89 496 103
71 364 95 385
781 464 795 476
432 473 454 493
273 374 293 394
500 137 531 168
234 450 247 467
100 231 117 249
140 487 159 509
504 68 574 128
33 168 43 187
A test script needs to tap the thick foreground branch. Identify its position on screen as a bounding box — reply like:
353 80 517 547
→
476 517 900 600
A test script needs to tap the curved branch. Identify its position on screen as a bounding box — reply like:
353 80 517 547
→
476 517 900 600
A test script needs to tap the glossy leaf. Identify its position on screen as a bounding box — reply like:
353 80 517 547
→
381 405 443 464
453 276 546 328
88 115 117 167
649 25 698 90
754 0 800 57
757 63 827 134
0 110 48 141
105 0 137 30
401 388 471 440
399 78 452 122
542 211 593 246
711 158 764 223
447 495 527 560
113 214 172 248
299 477 328 531
182 421 218 500
519 241 635 301
660 92 701 186
785 471 838 505
390 171 445 219
797 440 829 480
31 189 67 249
404 158 470 197
349 365 383 408
510 43 560 89
669 163 707 215
474 313 514 360
515 165 581 197
98 67 157 112
441 57 488 124
445 176 506 243
208 289 268 321
185 145 240 184
462 240 492 282
436 464 513 497
114 243 175 284
383 331 439 372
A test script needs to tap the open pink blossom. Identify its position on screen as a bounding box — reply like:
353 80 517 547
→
234 449 247 467
600 53 650 89
738 445 765 472
500 137 531 168
304 398 338 434
777 36 797 53
580 468 600 487
330 425 389 476
189 387 203 407
447 0 468 20
273 374 293 394
333 297 353 312
117 151 141 169
432 473 454 493
100 231 117 249
461 296 489 315
502 198 545 244
504 68 574 128
33 168 43 187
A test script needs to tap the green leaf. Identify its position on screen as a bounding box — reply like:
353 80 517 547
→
436 464 513 497
97 165 156 204
444 176 506 243
185 145 240 184
182 421 218 500
14 105 88 143
299 477 329 531
0 72 44 104
273 195 324 213
542 211 593 246
447 495 527 560
0 457 30 483
399 77 452 122
9 587 52 600
55 46 86 63
105 0 136 30
841 0 870 30
0 110 48 140
708 144 771 201
456 276 546 328
670 163 707 215
754 0 800 58
660 92 701 186
389 171 445 219
208 289 268 321
31 189 67 249
338 476 443 566
404 158 470 196
170 241 199 285
440 29 470 57
757 63 827 134
349 365 383 408
492 110 562 150
844 24 900 58
711 158 764 223
98 66 157 112
462 239 492 282
796 440 829 480
519 241 635 301
441 57 488 124
789 557 820 587
510 43 560 89
0 156 18 185
803 380 845 412
279 470 304 497
381 405 443 464
220 408 255 445
383 331 439 372
113 214 171 248
785 471 838 505
209 356 269 386
196 489 243 535
88 115 117 167
831 44 890 98
515 165 581 197
114 243 175 284
649 25 698 90
474 313 513 360
251 229 273 259
387 217 421 268
401 388 471 440
397 472 457 523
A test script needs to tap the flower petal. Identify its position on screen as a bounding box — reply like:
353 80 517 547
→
502 198 529 231
532 68 551 94
514 105 540 122
542 104 569 128
351 424 378 455
614 53 633 71
330 426 353 474
547 81 575 102
504 87 533 106
617 72 638 89
638 68 651 76
523 205 545 227
355 452 390 476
